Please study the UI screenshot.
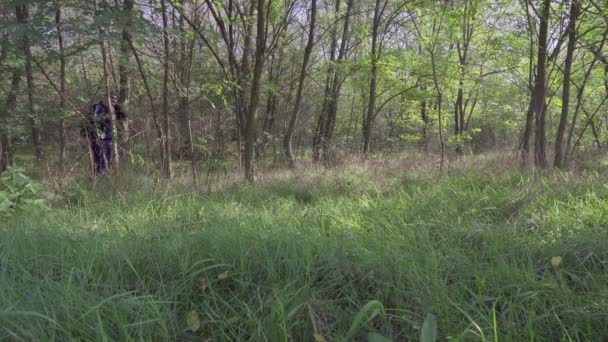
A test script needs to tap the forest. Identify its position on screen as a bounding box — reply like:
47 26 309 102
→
2 0 608 340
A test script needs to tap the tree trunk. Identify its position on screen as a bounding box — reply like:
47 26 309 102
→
244 0 267 183
521 0 535 165
521 98 534 164
118 0 133 146
420 98 429 152
437 92 446 171
284 0 316 167
532 0 550 168
0 70 21 173
55 3 68 173
362 0 384 159
454 0 474 157
312 0 343 162
321 0 355 165
0 40 6 75
554 0 578 168
160 0 172 178
312 65 334 162
17 3 44 163
430 46 446 170
176 3 198 183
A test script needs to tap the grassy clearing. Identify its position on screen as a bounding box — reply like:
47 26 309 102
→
2 154 608 341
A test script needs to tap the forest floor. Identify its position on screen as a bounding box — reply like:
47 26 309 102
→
2 153 608 341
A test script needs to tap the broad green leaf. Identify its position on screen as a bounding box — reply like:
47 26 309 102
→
420 313 437 342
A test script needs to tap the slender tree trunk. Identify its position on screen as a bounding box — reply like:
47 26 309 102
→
437 92 446 171
420 97 429 152
313 0 340 162
160 0 172 178
237 1 256 142
176 3 198 183
321 0 355 165
554 0 578 168
521 0 535 165
430 47 446 170
260 42 284 159
0 40 6 75
362 0 384 159
55 3 68 173
17 3 44 163
312 65 334 161
454 1 474 157
244 0 266 183
532 0 550 168
284 0 316 167
522 98 534 163
118 0 133 146
0 70 21 173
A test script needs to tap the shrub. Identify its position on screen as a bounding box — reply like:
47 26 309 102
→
0 168 46 216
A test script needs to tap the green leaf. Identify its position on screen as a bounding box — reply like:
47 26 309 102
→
346 300 386 339
367 332 393 342
420 313 437 342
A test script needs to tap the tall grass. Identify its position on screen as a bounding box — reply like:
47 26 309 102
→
2 155 608 340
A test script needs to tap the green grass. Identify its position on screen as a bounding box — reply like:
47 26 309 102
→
2 158 608 341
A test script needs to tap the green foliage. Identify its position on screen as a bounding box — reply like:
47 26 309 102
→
0 168 46 216
3 161 608 340
345 300 387 340
420 313 437 342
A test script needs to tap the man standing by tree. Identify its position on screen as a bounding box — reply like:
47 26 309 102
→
84 95 127 175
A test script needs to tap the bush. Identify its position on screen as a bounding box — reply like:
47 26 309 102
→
0 168 46 216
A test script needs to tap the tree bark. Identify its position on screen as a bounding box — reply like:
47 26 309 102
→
554 0 578 168
176 2 198 183
118 0 133 146
0 33 9 173
312 32 337 162
362 0 385 159
0 70 21 173
160 0 172 178
521 0 535 165
284 0 316 167
321 0 355 165
521 98 534 164
17 3 44 163
55 3 68 173
454 0 475 157
243 0 267 183
532 0 550 168
420 97 429 152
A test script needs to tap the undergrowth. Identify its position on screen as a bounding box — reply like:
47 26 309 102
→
2 155 608 341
